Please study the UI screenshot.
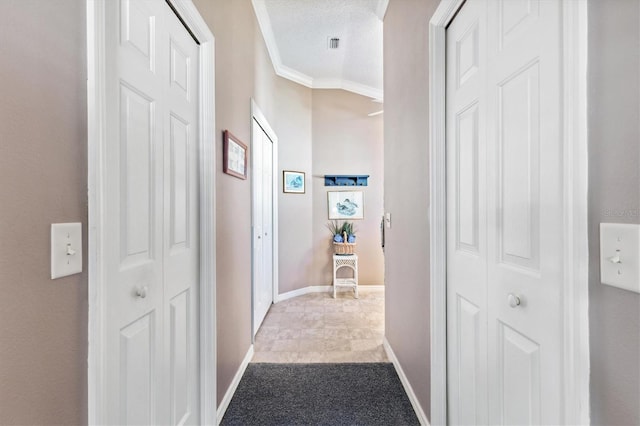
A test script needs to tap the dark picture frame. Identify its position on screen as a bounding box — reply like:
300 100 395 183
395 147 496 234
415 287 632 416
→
283 170 306 194
223 130 248 180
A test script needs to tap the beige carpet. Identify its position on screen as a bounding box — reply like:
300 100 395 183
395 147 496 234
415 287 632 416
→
252 288 387 363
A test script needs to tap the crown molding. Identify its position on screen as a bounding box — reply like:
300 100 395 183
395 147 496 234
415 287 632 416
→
252 0 384 100
376 0 390 20
314 77 384 100
275 63 314 88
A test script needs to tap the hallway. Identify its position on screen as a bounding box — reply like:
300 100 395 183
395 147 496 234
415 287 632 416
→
222 289 421 425
252 289 387 363
2 1 637 425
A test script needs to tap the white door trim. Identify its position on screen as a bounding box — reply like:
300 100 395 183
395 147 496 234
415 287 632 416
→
86 1 217 424
250 99 279 338
427 1 590 425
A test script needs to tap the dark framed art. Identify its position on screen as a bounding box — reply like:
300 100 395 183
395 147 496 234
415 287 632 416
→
223 130 248 180
283 170 305 193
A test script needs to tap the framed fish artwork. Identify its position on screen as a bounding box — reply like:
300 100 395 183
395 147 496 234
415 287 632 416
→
283 170 305 193
328 191 364 220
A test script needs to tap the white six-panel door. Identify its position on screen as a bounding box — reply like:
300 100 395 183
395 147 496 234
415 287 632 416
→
252 118 274 335
447 0 563 424
446 1 489 424
104 0 200 424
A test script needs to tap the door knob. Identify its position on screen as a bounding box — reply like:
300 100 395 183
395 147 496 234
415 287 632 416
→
136 286 148 299
507 293 521 308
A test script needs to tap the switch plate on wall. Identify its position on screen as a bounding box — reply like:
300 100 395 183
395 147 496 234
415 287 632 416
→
51 223 83 279
385 212 391 229
600 223 640 293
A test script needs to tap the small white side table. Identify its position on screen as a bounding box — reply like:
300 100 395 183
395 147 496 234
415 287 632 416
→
332 254 358 299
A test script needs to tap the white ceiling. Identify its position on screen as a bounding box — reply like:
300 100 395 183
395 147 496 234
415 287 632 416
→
253 0 388 100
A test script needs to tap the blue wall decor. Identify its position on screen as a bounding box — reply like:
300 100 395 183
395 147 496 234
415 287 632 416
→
324 175 369 186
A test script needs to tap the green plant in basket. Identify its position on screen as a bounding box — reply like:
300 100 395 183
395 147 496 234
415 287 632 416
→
343 221 356 243
328 221 357 256
327 221 357 244
327 220 344 243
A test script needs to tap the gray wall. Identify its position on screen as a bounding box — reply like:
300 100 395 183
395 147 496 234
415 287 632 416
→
274 84 314 296
383 0 441 419
588 1 640 424
0 0 88 424
193 0 313 403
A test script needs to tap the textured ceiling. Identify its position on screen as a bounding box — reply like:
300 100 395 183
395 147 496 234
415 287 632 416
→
253 0 387 99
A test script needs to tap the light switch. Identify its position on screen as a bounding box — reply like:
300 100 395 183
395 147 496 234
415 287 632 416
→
51 223 83 279
600 223 640 293
385 212 391 229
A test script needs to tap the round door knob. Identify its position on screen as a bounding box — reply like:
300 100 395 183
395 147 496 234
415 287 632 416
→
136 286 148 299
507 293 521 308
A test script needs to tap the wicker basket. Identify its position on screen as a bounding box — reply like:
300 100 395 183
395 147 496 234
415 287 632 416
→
333 232 356 255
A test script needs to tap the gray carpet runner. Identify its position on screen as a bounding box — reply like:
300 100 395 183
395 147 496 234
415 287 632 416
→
220 363 420 426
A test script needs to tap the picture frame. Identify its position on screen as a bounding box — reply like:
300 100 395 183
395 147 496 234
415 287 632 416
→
223 130 248 180
328 191 364 220
283 170 305 194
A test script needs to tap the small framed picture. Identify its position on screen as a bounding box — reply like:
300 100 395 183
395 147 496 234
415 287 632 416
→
328 191 364 220
283 170 305 194
223 130 247 180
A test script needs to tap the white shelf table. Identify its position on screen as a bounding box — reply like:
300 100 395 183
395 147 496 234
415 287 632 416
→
332 254 358 299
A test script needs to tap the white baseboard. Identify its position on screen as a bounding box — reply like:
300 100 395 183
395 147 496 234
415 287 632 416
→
216 344 254 425
275 284 384 303
357 284 385 291
383 338 430 426
276 286 332 302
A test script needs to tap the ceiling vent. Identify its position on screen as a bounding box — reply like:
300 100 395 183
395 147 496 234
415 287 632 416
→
328 37 340 50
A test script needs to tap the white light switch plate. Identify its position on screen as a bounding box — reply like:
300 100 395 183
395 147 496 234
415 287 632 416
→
51 223 83 279
600 223 640 293
385 212 391 229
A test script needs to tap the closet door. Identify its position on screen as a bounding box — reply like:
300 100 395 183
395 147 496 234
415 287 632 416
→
446 1 488 423
447 1 564 424
103 0 200 423
252 119 274 335
485 1 563 423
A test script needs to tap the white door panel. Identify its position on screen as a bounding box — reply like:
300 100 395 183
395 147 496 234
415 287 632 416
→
252 120 265 335
447 1 563 424
487 1 563 423
496 322 542 425
120 313 155 425
163 9 200 426
446 1 488 424
120 0 157 73
105 0 200 424
262 137 274 312
252 118 274 335
454 294 483 426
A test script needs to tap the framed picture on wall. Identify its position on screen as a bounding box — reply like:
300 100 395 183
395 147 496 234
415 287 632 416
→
328 191 364 220
223 130 248 180
283 170 305 193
